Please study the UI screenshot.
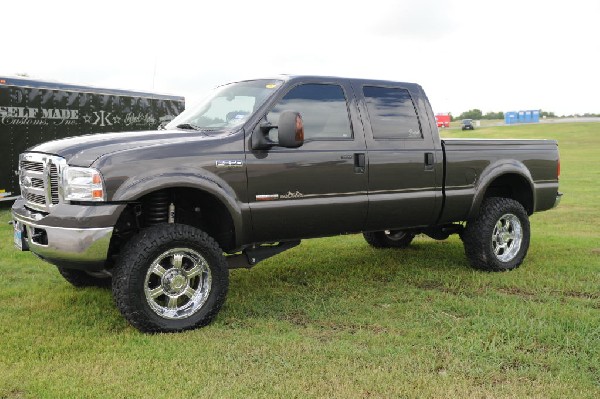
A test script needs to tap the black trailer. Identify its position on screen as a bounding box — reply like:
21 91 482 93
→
0 76 185 201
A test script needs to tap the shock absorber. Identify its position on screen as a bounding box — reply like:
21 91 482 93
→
145 191 170 225
168 202 175 224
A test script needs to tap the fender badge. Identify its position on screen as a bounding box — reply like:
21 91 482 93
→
280 191 304 199
215 160 243 168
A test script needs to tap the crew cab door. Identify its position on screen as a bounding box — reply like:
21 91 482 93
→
353 84 442 230
246 81 368 242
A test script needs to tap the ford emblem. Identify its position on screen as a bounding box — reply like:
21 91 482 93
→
21 175 32 189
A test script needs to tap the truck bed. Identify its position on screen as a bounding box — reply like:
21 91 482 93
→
439 138 560 224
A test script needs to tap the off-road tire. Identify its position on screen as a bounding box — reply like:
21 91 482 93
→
112 224 229 333
363 230 415 249
462 197 530 272
57 267 111 288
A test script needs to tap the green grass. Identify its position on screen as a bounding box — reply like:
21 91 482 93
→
1 122 599 398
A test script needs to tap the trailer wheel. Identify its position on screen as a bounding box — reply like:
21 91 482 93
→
112 224 229 333
462 197 530 271
57 267 112 288
363 230 415 249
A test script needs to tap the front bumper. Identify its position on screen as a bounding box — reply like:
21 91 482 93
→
12 198 120 270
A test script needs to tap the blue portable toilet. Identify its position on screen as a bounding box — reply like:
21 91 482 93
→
505 110 540 124
505 111 518 124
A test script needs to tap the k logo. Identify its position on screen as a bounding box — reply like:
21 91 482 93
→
92 110 113 126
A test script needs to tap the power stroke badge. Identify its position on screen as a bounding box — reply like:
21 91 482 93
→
215 160 243 168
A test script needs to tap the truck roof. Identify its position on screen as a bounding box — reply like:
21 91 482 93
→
238 74 423 91
0 76 184 101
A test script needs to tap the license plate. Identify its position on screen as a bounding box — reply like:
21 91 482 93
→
13 220 23 251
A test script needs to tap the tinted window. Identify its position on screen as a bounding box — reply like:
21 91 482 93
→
267 84 352 140
363 86 422 139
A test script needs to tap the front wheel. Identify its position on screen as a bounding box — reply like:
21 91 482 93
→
112 224 229 333
462 197 530 271
363 230 415 249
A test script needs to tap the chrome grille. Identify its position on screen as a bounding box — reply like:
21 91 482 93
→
25 192 46 204
49 164 59 205
19 153 66 211
31 178 44 188
20 160 44 172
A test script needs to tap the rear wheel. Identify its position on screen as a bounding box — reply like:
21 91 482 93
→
112 224 229 333
363 230 415 249
57 267 111 288
462 197 530 271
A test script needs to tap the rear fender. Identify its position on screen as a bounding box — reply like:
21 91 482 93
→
467 160 534 219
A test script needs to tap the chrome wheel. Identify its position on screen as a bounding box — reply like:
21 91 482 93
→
463 197 530 271
365 230 415 248
144 248 212 320
384 230 409 241
491 214 523 262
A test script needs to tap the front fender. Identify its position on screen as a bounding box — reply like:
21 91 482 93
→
110 168 246 247
467 159 535 220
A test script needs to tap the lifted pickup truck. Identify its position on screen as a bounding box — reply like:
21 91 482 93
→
12 76 561 333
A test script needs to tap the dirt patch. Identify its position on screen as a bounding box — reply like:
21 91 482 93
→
499 287 599 301
283 312 392 341
2 390 26 399
284 310 311 327
412 280 455 294
562 290 600 300
497 287 536 298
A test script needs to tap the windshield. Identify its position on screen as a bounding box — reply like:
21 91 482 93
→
166 79 283 131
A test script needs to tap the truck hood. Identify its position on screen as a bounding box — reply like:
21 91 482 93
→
28 130 222 167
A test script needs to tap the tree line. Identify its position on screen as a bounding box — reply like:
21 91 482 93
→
450 108 600 121
457 109 502 120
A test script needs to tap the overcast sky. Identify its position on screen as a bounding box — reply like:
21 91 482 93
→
2 0 598 116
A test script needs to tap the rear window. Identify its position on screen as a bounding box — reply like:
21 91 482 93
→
363 86 422 139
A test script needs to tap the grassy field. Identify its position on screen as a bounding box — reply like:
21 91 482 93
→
0 122 598 398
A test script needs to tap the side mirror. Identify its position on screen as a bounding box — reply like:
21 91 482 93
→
277 111 304 148
251 110 304 150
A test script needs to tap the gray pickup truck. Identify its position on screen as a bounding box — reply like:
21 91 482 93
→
12 76 561 332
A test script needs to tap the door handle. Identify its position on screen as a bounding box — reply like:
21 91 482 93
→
424 152 434 171
354 153 365 174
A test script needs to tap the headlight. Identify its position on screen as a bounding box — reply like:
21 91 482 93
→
62 167 106 201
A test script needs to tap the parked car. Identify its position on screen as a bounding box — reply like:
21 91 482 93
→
12 75 561 332
461 119 475 130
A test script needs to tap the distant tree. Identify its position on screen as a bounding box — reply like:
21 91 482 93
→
540 110 556 118
483 111 504 120
458 109 483 120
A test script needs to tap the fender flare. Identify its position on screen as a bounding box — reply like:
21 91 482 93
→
110 169 245 246
467 159 535 220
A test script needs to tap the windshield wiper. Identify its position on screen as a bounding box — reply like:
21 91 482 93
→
175 123 202 130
